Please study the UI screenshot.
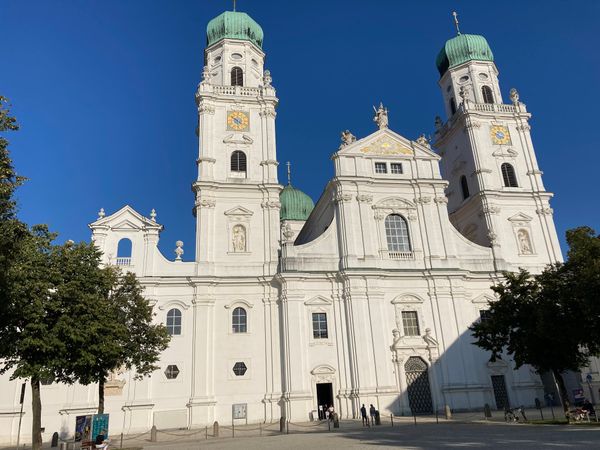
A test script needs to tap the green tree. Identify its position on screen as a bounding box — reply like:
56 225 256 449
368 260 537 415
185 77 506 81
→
67 269 171 414
0 228 103 450
470 227 600 414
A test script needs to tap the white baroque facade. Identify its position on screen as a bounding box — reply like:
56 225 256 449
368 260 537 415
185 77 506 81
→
1 10 572 444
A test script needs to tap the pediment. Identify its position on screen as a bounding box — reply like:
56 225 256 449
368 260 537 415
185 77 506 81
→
391 294 425 304
373 197 416 210
471 293 496 304
508 213 533 223
223 133 254 145
304 295 332 306
224 206 254 216
335 128 440 160
89 205 163 231
310 364 336 375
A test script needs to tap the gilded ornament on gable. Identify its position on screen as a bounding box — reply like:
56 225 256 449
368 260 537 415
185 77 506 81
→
360 136 413 156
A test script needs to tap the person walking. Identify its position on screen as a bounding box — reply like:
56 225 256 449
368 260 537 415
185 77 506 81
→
360 404 368 426
369 404 376 426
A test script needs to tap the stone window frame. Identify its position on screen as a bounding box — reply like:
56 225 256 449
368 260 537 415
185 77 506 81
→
391 294 425 339
372 198 418 259
158 300 191 338
304 296 334 346
162 362 184 383
225 299 254 335
228 358 251 380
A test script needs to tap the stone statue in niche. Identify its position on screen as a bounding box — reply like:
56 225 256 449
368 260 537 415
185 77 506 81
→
517 229 532 254
232 225 246 252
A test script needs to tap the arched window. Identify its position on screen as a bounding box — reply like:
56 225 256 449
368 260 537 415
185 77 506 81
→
482 85 494 104
230 151 247 173
231 66 243 86
166 308 182 336
384 214 411 253
501 163 518 187
449 97 456 115
116 238 132 266
460 175 470 199
232 307 247 333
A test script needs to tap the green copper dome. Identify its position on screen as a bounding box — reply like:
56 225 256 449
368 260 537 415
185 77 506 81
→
206 11 264 48
436 34 494 77
280 184 314 221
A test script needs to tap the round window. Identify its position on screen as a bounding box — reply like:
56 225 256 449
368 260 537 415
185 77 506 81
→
231 53 243 60
459 75 469 83
479 73 489 80
214 56 221 64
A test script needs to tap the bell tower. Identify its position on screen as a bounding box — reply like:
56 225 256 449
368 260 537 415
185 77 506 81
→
193 10 281 275
434 15 562 270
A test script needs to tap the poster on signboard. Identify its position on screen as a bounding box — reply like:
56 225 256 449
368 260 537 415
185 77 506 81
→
75 415 92 442
92 414 109 442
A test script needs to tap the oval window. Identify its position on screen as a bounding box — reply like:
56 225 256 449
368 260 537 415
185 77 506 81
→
459 75 469 83
231 53 243 60
214 56 222 64
479 73 489 80
251 59 258 66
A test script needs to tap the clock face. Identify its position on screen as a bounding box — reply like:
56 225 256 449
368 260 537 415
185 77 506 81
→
490 125 511 145
227 111 249 131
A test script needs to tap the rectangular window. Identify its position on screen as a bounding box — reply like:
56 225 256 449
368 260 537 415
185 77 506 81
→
401 311 420 336
479 310 491 323
312 313 328 339
390 163 403 174
374 162 387 174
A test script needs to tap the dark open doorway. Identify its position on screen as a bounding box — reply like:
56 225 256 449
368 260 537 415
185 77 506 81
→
316 383 333 420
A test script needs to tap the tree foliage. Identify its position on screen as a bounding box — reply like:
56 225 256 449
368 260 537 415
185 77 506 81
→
470 227 600 412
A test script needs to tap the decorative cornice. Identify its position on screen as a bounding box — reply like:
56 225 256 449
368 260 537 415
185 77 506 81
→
198 103 215 114
356 194 373 203
434 196 448 204
197 199 216 208
261 200 281 209
414 196 431 204
334 193 353 204
259 107 277 118
536 207 554 216
516 124 531 131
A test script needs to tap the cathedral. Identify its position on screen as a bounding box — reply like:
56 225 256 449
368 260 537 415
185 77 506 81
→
1 8 570 443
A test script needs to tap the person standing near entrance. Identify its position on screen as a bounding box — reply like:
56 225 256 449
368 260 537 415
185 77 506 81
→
369 404 376 426
360 404 368 426
328 404 335 421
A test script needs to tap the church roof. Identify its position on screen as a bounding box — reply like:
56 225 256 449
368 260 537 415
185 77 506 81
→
436 33 494 77
280 184 314 221
206 11 264 49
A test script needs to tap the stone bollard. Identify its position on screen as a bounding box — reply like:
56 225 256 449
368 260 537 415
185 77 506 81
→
213 421 219 438
150 425 157 442
51 432 59 447
445 404 452 420
279 417 286 433
484 403 492 420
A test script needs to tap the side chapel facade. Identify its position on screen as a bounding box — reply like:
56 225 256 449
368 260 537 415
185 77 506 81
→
5 8 590 443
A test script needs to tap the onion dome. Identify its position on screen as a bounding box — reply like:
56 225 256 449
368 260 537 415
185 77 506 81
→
206 11 264 48
280 184 314 221
436 34 494 77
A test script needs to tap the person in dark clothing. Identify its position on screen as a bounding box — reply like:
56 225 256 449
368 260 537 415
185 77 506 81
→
369 404 376 426
360 404 368 426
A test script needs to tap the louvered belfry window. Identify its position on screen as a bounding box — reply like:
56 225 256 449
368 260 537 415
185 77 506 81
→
231 151 247 173
482 85 494 104
501 163 518 187
231 66 243 86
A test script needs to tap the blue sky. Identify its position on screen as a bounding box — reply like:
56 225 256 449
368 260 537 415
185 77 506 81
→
3 0 599 260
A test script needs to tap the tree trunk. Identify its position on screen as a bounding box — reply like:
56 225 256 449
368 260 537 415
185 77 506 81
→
552 369 571 415
31 377 42 450
98 376 105 414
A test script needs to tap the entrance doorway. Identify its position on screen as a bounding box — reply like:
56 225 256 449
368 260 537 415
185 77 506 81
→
316 383 333 420
405 356 433 414
491 375 510 410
